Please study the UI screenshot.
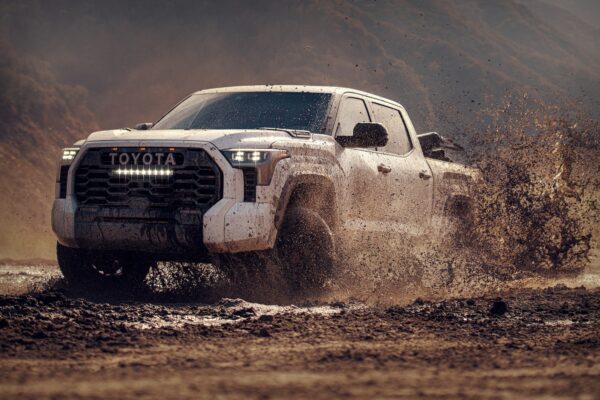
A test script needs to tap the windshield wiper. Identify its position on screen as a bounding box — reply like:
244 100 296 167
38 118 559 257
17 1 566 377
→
258 127 312 138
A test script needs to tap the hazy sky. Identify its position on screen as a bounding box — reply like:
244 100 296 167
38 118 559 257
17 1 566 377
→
533 0 600 27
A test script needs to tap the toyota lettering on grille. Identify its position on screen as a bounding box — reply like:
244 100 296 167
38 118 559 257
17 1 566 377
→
109 152 176 166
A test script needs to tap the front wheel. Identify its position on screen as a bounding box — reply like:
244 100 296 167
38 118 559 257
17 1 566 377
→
57 242 154 291
275 207 336 294
215 207 336 298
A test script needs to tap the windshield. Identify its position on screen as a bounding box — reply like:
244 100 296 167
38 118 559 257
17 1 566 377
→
153 92 332 133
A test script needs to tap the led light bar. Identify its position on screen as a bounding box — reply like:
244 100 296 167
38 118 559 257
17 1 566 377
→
112 167 174 177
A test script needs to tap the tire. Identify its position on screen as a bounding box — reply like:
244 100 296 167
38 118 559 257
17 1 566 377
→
57 242 154 291
214 207 335 298
275 207 335 294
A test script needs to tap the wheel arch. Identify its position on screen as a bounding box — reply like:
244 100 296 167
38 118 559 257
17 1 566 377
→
274 174 337 230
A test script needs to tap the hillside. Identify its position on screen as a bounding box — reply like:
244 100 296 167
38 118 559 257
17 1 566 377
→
0 40 96 259
1 0 597 130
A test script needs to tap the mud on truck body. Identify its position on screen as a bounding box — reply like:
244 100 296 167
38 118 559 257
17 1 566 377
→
52 85 475 292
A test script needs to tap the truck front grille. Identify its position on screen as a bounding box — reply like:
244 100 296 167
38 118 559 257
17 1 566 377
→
74 147 222 212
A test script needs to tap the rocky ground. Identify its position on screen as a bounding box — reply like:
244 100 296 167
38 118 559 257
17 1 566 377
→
0 262 599 399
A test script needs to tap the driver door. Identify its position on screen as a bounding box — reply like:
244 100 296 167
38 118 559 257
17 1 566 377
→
334 95 395 239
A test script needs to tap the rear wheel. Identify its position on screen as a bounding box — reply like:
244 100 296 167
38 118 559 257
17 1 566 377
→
57 242 154 291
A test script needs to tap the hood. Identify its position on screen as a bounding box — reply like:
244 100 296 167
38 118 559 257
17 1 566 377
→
84 128 300 149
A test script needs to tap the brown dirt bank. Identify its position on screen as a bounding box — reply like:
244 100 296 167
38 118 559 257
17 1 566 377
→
1 285 599 399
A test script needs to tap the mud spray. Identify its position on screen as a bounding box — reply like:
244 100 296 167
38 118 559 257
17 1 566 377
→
328 97 600 305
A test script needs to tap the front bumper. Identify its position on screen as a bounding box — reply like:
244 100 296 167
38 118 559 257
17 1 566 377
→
52 140 279 257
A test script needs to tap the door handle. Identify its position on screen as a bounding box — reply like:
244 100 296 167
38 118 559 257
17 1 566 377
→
377 164 392 174
419 170 432 180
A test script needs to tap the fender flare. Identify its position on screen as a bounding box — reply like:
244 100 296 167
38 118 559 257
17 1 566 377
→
274 174 337 229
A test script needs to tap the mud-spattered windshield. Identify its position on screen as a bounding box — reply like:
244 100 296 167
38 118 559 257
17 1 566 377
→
153 92 332 133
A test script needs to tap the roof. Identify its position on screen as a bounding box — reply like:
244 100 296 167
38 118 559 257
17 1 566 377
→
193 85 403 108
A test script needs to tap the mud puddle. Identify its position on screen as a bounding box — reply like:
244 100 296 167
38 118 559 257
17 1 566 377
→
124 298 362 330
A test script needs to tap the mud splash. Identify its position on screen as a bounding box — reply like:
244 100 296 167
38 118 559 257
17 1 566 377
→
324 98 600 305
143 261 294 304
0 262 60 295
466 98 600 276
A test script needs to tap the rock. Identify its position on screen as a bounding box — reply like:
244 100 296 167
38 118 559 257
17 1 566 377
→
219 298 244 307
256 328 271 338
490 300 508 316
36 292 65 305
31 330 48 339
0 318 8 328
233 308 256 318
385 306 405 316
258 314 274 322
414 298 425 305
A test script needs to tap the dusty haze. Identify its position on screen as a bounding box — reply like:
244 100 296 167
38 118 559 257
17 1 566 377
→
0 0 598 260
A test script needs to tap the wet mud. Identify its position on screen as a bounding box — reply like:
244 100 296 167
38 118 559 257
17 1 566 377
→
1 263 600 399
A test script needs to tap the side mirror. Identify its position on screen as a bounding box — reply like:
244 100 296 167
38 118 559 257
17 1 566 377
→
135 122 154 130
417 132 443 156
336 122 388 148
417 132 464 161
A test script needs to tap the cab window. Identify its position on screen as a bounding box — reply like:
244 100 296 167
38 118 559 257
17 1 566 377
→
371 103 413 155
335 97 370 137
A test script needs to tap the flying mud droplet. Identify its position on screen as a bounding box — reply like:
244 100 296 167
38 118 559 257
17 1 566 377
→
490 299 508 316
465 97 599 277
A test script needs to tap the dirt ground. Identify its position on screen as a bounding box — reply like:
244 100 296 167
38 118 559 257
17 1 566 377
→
0 260 599 400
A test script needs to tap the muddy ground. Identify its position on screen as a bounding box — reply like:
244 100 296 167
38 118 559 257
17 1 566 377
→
0 260 599 400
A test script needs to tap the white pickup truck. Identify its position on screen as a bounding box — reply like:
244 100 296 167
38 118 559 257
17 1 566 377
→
52 85 475 292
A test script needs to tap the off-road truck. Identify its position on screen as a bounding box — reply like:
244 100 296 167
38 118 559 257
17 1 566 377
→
52 85 474 291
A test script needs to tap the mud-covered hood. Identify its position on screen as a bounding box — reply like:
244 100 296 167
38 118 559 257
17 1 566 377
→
84 129 300 149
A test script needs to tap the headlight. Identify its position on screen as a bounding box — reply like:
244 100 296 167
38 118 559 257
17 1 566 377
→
61 148 80 164
221 149 290 185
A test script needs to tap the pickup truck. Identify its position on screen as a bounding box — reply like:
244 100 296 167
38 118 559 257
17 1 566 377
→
52 85 475 292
